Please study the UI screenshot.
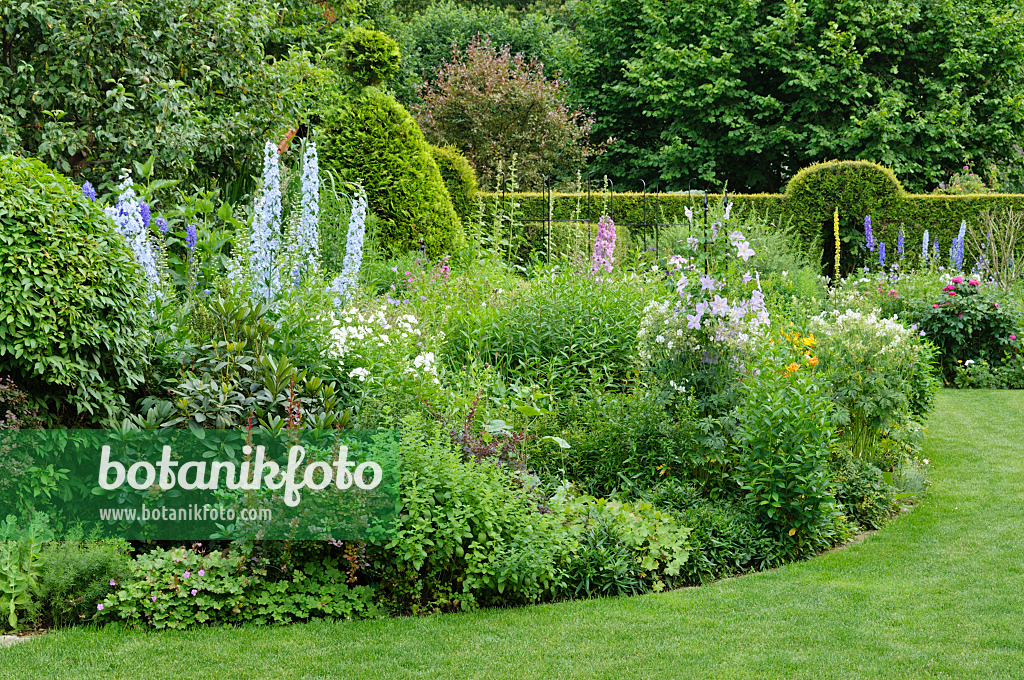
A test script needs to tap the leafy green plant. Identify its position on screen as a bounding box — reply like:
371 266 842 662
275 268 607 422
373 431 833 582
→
915 276 1021 382
36 540 132 628
0 156 149 425
0 514 52 631
828 455 899 531
430 145 479 224
99 544 374 629
374 414 572 613
341 27 401 87
731 349 840 554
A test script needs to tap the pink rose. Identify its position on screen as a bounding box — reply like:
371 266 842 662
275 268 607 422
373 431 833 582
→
952 276 963 284
949 291 956 296
1012 335 1018 341
969 279 979 286
933 304 940 308
995 303 1000 309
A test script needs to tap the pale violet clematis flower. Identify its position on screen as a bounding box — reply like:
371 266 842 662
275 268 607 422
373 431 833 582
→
736 241 756 261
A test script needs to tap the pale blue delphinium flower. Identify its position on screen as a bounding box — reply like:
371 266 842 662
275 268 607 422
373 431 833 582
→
922 230 930 263
897 225 905 260
328 191 368 306
291 141 320 284
81 181 97 202
251 142 282 302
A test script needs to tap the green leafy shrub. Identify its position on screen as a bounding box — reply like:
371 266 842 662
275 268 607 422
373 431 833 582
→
554 492 691 596
829 455 899 531
430 144 479 224
915 275 1021 382
36 541 131 628
319 87 464 255
341 27 401 87
811 310 941 456
99 545 374 629
0 514 51 631
732 350 840 555
374 414 572 613
449 271 650 395
0 156 149 424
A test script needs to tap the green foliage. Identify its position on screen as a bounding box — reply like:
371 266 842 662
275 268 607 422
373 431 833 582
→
811 311 940 458
447 271 650 395
430 145 479 224
319 86 464 255
0 0 300 190
554 493 691 596
915 276 1021 382
36 541 131 628
0 514 51 631
377 414 572 612
341 27 402 86
0 156 149 425
137 287 351 431
732 353 840 553
413 36 592 189
99 545 374 628
829 455 899 531
392 1 575 104
570 0 1024 192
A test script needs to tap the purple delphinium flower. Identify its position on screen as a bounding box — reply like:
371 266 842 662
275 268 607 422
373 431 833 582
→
139 201 151 229
185 223 197 252
879 242 886 269
864 215 874 252
897 225 905 260
81 181 97 202
156 216 168 234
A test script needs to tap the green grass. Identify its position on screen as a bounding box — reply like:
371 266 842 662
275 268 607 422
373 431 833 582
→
2 390 1023 680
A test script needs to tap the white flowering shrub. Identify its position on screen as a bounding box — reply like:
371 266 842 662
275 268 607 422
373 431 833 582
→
809 309 940 459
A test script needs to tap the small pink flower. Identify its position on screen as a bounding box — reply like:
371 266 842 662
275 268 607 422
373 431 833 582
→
943 284 954 291
191 589 198 596
952 276 963 284
1012 335 1018 341
183 571 191 579
969 279 979 286
949 291 956 296
933 304 940 308
152 596 157 602
109 580 117 586
995 303 1000 309
198 570 205 577
97 604 104 611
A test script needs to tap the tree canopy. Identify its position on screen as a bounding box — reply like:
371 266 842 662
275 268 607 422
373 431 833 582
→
570 0 1024 192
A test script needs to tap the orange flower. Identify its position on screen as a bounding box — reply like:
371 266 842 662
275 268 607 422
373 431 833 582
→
808 356 819 367
784 362 801 375
802 334 817 348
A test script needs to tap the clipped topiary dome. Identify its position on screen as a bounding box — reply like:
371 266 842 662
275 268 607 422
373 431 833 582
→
429 144 479 225
341 27 401 88
0 156 149 424
319 87 464 256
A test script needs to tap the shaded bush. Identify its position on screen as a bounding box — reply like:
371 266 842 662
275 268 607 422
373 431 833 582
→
0 156 149 424
430 144 479 224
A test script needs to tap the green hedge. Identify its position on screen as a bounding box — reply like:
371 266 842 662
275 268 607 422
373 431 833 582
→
484 161 1024 266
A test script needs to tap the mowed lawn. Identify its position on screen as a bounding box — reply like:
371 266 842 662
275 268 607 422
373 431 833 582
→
1 390 1022 680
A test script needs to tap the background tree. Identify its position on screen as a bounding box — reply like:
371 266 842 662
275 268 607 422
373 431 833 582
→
414 36 593 189
570 0 1024 192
